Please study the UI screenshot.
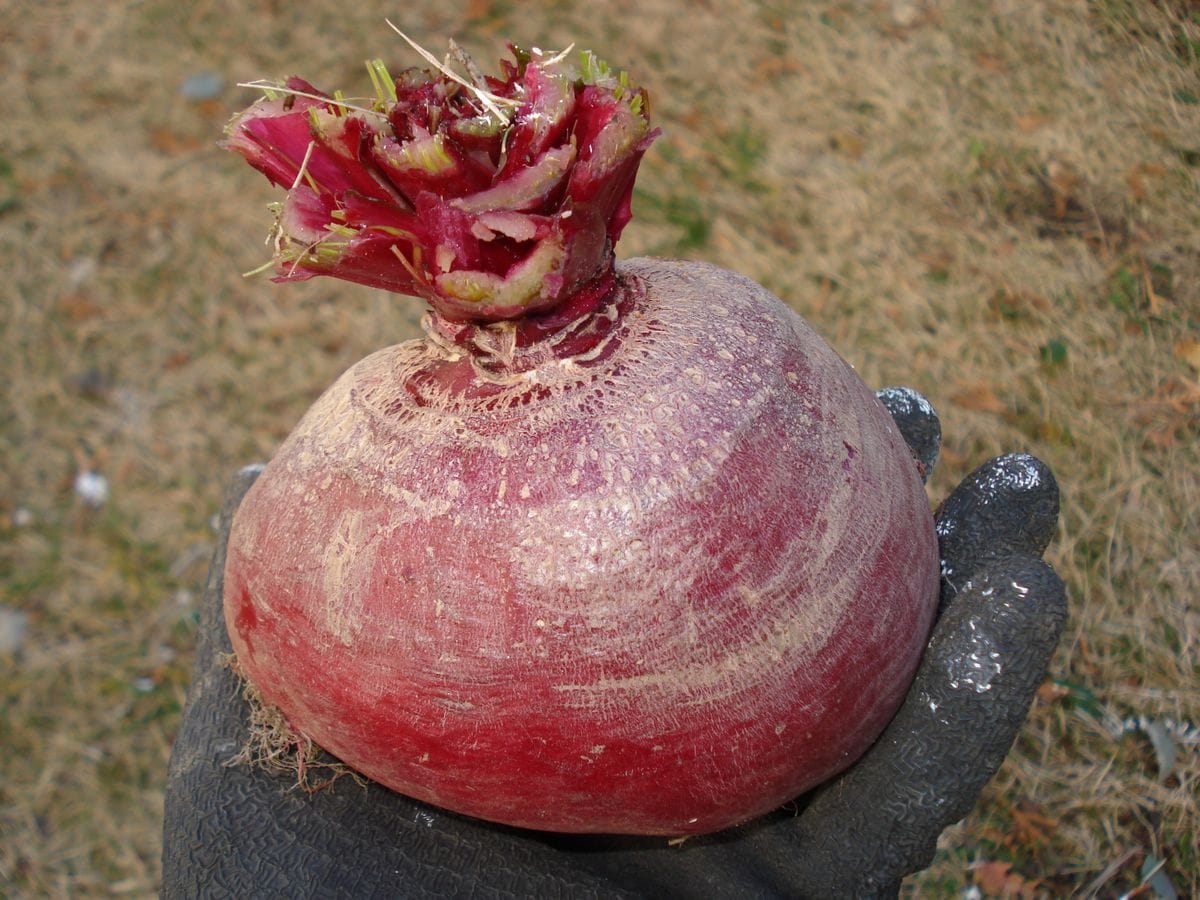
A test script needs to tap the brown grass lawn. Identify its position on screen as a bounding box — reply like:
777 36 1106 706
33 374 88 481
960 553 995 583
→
1 0 1197 895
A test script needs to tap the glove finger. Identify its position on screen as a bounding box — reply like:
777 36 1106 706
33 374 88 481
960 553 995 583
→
769 554 1067 897
876 387 940 483
163 468 634 900
936 453 1059 610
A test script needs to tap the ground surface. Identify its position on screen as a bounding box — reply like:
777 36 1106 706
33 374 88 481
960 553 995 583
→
1 0 1197 896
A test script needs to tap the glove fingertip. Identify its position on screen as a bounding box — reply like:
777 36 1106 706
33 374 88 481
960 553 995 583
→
876 387 941 482
936 453 1060 604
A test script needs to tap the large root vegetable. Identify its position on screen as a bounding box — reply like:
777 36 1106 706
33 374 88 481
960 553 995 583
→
221 39 939 836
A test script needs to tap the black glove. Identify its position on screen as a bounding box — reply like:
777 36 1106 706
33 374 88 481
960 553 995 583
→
163 388 1066 898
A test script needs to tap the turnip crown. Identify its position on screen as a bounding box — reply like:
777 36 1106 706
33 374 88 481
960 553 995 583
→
224 37 658 323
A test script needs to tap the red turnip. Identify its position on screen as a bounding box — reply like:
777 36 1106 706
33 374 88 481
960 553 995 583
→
222 38 939 836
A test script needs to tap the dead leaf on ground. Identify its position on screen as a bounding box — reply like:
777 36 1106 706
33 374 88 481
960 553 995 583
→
1015 113 1050 133
829 130 866 159
975 50 1009 74
988 287 1049 321
753 57 805 80
149 127 204 156
463 0 505 25
1127 163 1167 202
937 443 968 470
1133 376 1200 449
59 292 103 322
951 382 1009 414
1174 338 1200 371
1010 803 1060 849
972 859 1041 898
1044 159 1081 221
917 249 954 272
193 99 225 121
1037 680 1070 704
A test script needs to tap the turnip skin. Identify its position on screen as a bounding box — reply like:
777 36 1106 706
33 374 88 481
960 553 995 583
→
224 257 939 836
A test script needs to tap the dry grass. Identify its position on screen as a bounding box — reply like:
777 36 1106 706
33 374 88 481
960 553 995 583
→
1 0 1197 896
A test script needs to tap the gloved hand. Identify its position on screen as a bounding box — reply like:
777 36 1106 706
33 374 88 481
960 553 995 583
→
162 387 1066 899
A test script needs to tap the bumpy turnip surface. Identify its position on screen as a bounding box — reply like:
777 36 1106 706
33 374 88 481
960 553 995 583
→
224 257 939 836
